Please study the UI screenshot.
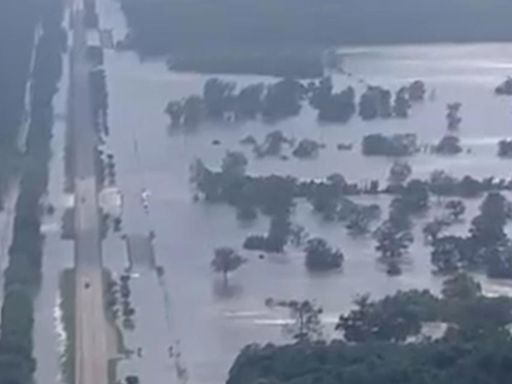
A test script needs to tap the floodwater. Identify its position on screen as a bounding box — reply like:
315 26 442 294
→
30 1 512 383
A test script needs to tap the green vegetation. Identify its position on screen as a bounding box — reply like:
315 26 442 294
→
362 133 418 157
422 200 465 244
166 77 425 128
120 0 512 76
192 152 382 254
446 102 462 131
211 247 247 285
59 269 76 384
498 139 512 158
0 0 38 206
90 68 109 137
193 152 512 279
495 78 512 95
292 139 323 159
374 179 430 275
265 299 323 342
388 160 412 186
304 238 343 272
434 135 463 155
0 2 65 383
228 275 512 384
309 78 355 122
430 192 512 278
166 78 306 127
358 82 423 121
427 170 498 198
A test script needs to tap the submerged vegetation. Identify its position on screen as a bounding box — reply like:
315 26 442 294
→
165 77 426 129
192 150 512 279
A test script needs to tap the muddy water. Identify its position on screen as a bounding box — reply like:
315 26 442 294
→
28 1 511 384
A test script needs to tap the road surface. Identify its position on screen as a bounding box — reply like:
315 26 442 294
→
70 1 109 384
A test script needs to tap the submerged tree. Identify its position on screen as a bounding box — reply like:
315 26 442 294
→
221 151 248 178
289 224 309 247
336 291 429 342
165 100 184 126
316 86 356 122
203 78 236 119
469 192 509 250
211 247 246 285
236 83 265 119
495 77 512 95
408 80 426 102
445 199 466 221
423 218 449 243
262 78 304 120
429 170 457 198
265 298 323 341
182 95 205 127
446 102 462 131
393 87 411 118
388 160 412 186
304 238 344 271
374 221 413 275
430 235 465 274
441 273 482 301
497 139 512 158
434 135 462 155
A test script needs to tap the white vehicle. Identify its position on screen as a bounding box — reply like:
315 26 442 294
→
141 188 151 211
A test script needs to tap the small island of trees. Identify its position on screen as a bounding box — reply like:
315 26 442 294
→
165 77 428 129
495 77 512 95
362 133 418 157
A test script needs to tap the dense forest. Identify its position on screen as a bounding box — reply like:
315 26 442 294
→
118 0 512 76
228 275 512 384
0 0 38 204
0 0 65 383
120 0 512 54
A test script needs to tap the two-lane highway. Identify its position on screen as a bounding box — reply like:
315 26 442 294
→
69 1 109 384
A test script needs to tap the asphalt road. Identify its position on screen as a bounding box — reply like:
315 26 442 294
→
70 1 109 384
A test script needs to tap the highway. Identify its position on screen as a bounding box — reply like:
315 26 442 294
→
69 1 109 384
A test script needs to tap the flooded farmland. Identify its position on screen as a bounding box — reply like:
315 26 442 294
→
30 1 512 384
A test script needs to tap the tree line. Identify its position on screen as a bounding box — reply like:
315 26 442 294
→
193 152 512 278
0 1 65 383
165 78 425 128
0 0 38 207
228 274 512 384
120 0 512 76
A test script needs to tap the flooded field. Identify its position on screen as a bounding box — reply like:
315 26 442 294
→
30 1 512 383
